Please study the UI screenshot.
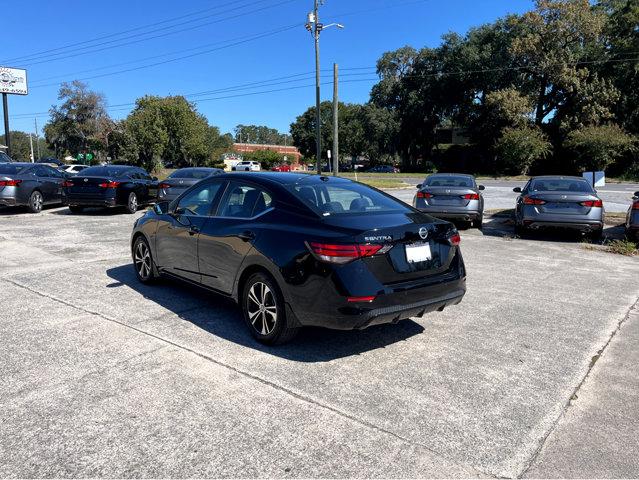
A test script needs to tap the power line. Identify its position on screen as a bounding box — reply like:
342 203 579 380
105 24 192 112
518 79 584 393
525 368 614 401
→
16 0 300 68
1 0 285 65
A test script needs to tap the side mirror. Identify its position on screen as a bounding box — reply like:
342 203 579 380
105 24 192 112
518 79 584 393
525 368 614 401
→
513 187 522 193
416 184 422 189
153 201 170 214
478 185 485 191
634 191 639 197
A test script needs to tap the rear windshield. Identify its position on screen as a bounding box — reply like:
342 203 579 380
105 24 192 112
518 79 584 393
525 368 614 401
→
0 164 28 175
169 169 216 179
530 179 593 193
424 175 475 187
288 181 411 216
80 166 132 178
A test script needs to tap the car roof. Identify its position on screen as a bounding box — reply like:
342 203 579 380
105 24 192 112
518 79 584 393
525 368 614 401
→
427 173 475 178
531 175 588 181
2 162 35 167
216 171 355 187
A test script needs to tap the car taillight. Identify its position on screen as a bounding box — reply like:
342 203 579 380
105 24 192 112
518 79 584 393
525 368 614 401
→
580 199 603 208
448 232 461 246
416 191 432 199
633 201 639 211
308 242 383 264
98 181 121 188
158 182 171 189
62 180 74 187
462 193 480 200
347 296 376 303
523 196 546 205
0 179 22 187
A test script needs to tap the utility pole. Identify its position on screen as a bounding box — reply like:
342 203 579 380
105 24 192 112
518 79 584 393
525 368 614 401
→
332 63 339 176
29 133 34 162
2 93 10 156
306 2 344 175
34 118 41 159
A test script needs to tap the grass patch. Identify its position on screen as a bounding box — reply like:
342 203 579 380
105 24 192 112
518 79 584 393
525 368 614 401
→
355 178 409 189
604 239 638 256
485 208 515 218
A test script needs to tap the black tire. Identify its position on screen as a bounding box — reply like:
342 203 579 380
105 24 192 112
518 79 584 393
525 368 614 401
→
132 236 157 284
241 272 299 345
125 192 138 214
472 215 483 229
514 222 528 238
68 205 84 214
589 228 603 242
27 190 43 213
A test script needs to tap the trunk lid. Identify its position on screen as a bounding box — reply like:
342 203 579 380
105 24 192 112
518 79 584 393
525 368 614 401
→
419 186 476 207
321 212 458 284
159 178 199 195
65 176 113 195
530 192 600 215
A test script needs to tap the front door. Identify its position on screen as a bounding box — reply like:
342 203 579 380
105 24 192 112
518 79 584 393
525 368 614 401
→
155 180 225 283
198 181 274 293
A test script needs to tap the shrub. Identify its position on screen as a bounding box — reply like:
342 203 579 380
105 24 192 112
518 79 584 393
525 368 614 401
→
565 124 636 172
494 126 552 175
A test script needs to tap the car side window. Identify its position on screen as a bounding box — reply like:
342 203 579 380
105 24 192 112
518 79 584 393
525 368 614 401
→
45 166 64 178
138 170 152 181
217 182 273 218
176 181 224 216
33 165 49 177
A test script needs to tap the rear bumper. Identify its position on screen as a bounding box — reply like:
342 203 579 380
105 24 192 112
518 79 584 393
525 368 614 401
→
290 274 466 330
67 197 118 207
0 196 18 206
417 208 481 222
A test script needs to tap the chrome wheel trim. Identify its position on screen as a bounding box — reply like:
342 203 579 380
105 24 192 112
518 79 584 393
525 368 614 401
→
134 241 152 279
247 282 277 335
32 192 43 211
129 193 138 211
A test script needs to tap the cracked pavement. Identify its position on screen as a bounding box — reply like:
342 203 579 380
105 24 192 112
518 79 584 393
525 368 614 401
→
0 205 638 478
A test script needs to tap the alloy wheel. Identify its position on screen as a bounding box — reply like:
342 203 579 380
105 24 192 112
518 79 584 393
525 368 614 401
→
31 192 43 212
129 193 138 212
246 282 277 335
134 240 152 280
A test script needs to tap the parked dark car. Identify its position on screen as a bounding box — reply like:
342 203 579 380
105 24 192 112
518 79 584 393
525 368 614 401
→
0 162 67 213
625 191 639 241
367 165 400 173
37 157 65 167
0 152 15 163
158 167 223 202
513 176 604 238
131 173 466 344
64 165 158 214
413 173 485 228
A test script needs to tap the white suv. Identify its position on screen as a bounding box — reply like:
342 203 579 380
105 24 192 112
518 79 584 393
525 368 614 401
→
232 161 261 172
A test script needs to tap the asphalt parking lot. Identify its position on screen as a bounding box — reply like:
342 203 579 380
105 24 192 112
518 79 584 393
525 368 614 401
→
1 204 638 478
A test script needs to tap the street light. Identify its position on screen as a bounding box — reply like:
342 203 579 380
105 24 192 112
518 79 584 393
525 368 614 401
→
305 1 343 174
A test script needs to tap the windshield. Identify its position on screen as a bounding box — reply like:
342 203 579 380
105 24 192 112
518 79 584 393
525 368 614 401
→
80 166 131 178
0 164 27 175
289 181 412 216
169 169 216 179
530 179 593 193
423 175 475 188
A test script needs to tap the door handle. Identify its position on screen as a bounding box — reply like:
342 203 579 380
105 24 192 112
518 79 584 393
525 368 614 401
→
189 225 200 236
238 231 255 242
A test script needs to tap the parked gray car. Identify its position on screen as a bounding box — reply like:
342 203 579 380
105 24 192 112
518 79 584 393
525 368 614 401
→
625 190 639 241
0 162 67 213
413 173 485 228
157 167 223 202
513 176 604 238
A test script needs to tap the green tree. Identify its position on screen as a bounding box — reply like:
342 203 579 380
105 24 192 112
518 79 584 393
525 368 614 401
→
495 126 553 174
241 149 285 169
44 81 109 158
234 125 288 145
564 124 636 171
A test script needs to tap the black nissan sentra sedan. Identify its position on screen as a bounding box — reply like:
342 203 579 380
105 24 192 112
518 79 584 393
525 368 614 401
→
130 172 466 344
157 167 223 202
64 165 158 214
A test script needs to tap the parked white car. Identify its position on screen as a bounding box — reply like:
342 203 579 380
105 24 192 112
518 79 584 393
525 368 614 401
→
232 161 261 172
59 164 90 175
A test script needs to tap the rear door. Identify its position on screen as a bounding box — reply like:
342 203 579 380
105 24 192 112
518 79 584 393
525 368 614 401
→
155 180 226 283
42 165 66 203
198 180 274 293
32 165 58 203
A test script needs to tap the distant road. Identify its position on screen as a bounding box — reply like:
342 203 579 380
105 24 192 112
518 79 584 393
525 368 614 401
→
386 179 638 213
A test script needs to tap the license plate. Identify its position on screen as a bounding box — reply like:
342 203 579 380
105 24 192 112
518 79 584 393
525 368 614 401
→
405 242 432 263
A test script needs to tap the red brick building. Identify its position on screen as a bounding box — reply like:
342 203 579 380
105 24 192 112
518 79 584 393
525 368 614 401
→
233 143 302 164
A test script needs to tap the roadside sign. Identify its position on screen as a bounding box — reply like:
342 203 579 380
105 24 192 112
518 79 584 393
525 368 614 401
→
583 171 605 188
0 67 28 95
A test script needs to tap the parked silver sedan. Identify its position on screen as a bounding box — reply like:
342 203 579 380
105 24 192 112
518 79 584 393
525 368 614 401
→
413 173 485 228
513 176 604 238
625 190 639 241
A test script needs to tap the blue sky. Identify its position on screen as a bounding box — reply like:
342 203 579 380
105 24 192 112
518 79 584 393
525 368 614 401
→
3 0 532 136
